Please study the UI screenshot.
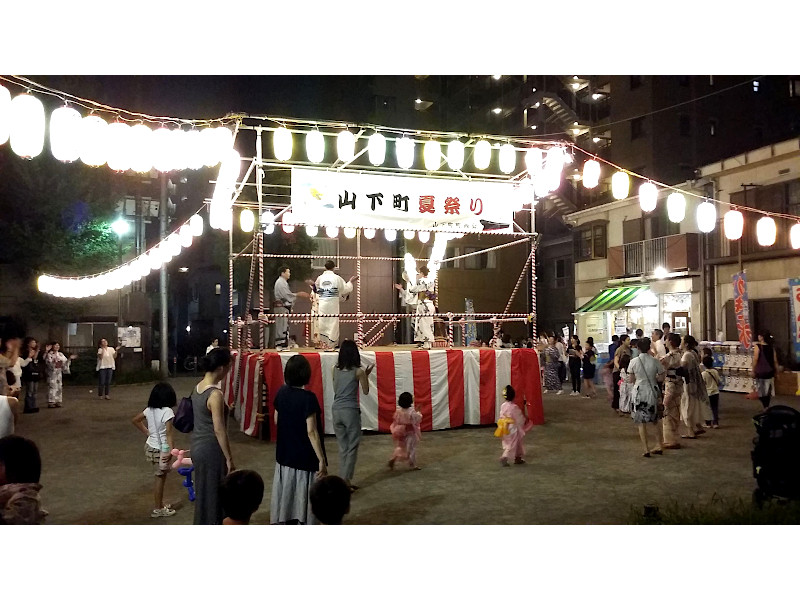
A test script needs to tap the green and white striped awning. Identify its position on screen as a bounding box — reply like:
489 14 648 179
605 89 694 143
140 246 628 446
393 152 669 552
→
574 285 649 313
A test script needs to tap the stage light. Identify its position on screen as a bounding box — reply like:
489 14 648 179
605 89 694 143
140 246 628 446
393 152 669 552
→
152 126 173 172
582 160 600 189
724 210 743 240
499 143 516 174
639 182 658 212
791 223 800 250
240 208 255 233
447 139 464 170
757 216 776 246
611 171 629 200
344 227 357 239
696 202 717 233
179 224 193 247
273 127 292 161
306 129 325 163
384 228 397 241
474 140 491 170
368 132 386 166
363 228 376 239
9 94 45 159
306 224 318 236
423 140 440 171
49 105 82 163
667 192 686 223
0 84 10 144
190 214 204 236
396 137 414 169
418 230 430 243
337 130 355 162
129 123 153 173
326 226 339 238
106 121 132 171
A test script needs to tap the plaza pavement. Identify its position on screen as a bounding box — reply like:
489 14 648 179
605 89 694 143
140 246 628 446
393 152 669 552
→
14 377 799 525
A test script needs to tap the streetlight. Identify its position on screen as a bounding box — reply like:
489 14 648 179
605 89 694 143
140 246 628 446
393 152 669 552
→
111 218 130 237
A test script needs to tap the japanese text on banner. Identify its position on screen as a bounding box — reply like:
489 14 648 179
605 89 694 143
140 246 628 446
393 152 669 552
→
732 271 752 350
789 278 800 363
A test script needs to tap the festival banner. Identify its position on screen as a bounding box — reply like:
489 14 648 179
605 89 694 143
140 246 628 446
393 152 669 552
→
789 278 800 363
290 167 519 232
732 271 752 350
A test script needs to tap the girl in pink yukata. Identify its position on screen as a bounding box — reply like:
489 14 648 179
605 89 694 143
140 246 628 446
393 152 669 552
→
498 385 530 467
388 392 422 470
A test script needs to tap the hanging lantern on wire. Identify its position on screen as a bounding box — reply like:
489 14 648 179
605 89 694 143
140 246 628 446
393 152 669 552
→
78 114 109 167
757 216 776 246
49 105 82 163
170 128 188 171
611 171 629 200
240 208 255 233
384 228 397 241
368 132 386 166
667 192 686 223
184 129 204 170
190 214 204 237
200 127 220 167
106 121 132 172
326 226 339 238
281 211 296 234
474 140 491 170
337 130 355 162
396 136 415 169
179 224 193 247
418 230 430 243
545 148 565 192
499 143 516 174
363 228 376 239
403 230 415 240
151 125 173 172
306 224 319 237
306 129 325 163
273 127 292 161
423 140 441 171
343 227 357 239
582 160 601 189
9 93 45 159
129 123 153 173
696 201 717 233
447 139 464 170
791 223 800 250
0 84 10 145
723 209 743 240
638 182 658 212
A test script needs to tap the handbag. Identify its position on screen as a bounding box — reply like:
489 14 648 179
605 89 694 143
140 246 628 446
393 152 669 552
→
173 395 194 433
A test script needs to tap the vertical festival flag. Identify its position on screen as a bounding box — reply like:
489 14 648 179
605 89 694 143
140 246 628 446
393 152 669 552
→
732 271 752 350
789 278 800 363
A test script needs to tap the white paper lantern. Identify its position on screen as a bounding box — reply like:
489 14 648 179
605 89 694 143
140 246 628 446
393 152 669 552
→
639 182 658 212
273 127 292 161
545 148 565 192
326 226 339 238
396 137 415 169
363 228 376 240
306 129 325 163
264 223 275 235
337 130 355 162
170 129 188 171
190 214 204 237
525 148 543 172
0 84 10 145
240 208 255 232
218 208 232 232
49 106 82 162
418 230 430 243
167 234 182 257
200 127 221 167
423 140 441 171
384 228 397 241
147 248 163 270
78 115 109 167
499 143 516 174
343 227 357 239
368 132 386 166
757 216 776 246
184 129 204 170
152 126 174 172
447 140 464 171
306 224 319 236
667 192 686 223
179 224 193 247
611 171 630 200
10 94 45 158
474 140 491 170
106 122 132 172
582 160 601 189
129 123 153 173
214 127 233 162
403 230 415 240
791 223 800 250
724 209 743 240
282 222 295 234
696 202 717 233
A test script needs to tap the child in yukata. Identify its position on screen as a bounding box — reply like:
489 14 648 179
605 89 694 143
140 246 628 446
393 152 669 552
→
388 392 422 470
618 353 634 416
497 385 530 467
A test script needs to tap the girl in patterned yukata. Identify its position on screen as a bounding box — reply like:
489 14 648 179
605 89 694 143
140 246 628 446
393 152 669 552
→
497 385 530 467
44 342 75 408
388 392 422 470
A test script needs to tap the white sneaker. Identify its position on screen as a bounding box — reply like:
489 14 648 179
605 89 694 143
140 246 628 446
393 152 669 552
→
556 390 563 395
151 507 177 518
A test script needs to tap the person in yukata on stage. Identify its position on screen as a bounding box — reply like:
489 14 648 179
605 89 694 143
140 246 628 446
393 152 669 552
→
388 392 422 470
496 385 530 467
395 265 436 350
273 266 309 352
305 280 322 349
314 261 357 351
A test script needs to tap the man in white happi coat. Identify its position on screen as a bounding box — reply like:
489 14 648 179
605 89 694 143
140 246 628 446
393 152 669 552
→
314 260 358 350
273 265 309 351
395 265 435 349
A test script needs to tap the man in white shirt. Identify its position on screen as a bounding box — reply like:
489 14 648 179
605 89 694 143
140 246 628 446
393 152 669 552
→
314 261 357 351
206 338 219 355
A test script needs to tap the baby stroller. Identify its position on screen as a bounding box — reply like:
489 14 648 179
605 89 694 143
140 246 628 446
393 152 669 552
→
751 405 800 506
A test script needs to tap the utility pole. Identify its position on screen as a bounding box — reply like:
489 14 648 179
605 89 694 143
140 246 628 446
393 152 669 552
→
159 173 169 379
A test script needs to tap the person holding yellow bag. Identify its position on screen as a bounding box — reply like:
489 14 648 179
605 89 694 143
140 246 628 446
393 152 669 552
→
496 385 529 467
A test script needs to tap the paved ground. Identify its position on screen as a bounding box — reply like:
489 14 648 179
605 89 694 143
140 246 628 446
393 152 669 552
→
14 378 800 524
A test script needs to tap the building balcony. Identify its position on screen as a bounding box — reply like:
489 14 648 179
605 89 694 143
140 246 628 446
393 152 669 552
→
608 234 699 278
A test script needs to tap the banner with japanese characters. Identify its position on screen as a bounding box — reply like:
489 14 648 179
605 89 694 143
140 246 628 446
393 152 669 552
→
290 167 519 232
732 271 752 350
789 278 800 363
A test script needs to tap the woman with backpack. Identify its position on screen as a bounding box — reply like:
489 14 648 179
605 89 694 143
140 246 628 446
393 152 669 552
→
752 331 779 410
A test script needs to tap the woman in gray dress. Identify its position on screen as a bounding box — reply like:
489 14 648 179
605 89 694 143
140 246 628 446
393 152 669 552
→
191 348 235 525
628 338 666 457
332 340 373 492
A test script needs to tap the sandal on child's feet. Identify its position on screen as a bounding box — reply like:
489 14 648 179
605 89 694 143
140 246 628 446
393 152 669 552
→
514 457 526 464
642 452 651 458
387 459 395 470
500 458 510 467
410 465 421 470
652 449 663 455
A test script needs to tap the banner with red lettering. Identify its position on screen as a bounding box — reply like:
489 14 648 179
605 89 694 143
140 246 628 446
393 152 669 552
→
789 278 800 363
732 271 752 350
290 167 520 232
